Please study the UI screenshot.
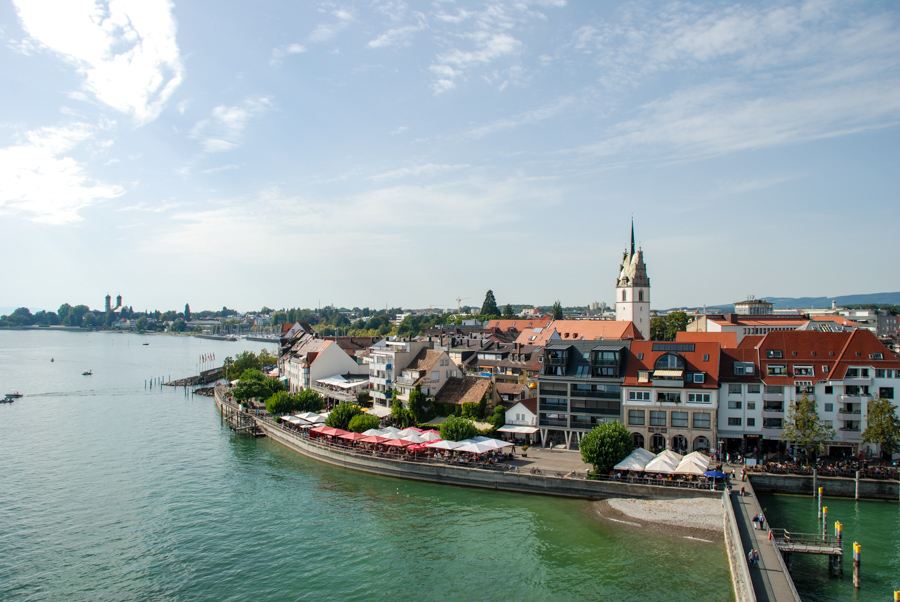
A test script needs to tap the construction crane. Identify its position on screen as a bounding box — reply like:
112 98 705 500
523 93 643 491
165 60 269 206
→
455 296 470 315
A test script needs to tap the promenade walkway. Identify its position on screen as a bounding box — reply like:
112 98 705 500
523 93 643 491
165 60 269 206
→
727 468 800 602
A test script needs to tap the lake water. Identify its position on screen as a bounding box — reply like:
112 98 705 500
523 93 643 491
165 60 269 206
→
0 330 733 600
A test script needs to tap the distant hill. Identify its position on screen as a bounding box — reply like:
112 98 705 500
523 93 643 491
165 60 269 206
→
679 292 900 313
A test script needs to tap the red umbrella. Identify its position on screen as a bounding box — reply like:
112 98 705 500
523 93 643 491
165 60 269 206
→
339 432 367 441
360 435 390 444
382 438 413 447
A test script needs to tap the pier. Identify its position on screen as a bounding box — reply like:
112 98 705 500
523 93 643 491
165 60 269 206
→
164 367 224 387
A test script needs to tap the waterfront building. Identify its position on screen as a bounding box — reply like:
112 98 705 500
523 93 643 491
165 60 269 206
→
622 341 720 453
687 313 858 344
715 329 900 457
499 397 539 442
366 339 433 408
283 338 367 394
393 348 459 402
536 339 631 449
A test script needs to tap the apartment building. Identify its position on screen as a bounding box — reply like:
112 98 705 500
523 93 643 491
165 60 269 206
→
366 339 433 408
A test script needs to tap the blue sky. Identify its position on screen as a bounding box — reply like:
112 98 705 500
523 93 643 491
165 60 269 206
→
1 0 898 314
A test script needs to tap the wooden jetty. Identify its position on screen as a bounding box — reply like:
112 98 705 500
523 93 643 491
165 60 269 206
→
217 392 264 436
771 529 844 575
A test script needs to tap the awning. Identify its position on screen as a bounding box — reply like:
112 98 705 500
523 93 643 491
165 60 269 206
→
366 405 392 418
653 369 684 378
496 425 539 434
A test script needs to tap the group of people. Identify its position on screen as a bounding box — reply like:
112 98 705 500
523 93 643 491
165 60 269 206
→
752 513 766 530
747 549 760 567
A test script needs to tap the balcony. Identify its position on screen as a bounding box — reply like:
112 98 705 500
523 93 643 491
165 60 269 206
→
843 375 873 386
837 412 861 422
539 418 568 427
762 408 785 417
540 403 568 412
838 408 861 415
838 394 872 403
762 392 784 402
839 425 860 432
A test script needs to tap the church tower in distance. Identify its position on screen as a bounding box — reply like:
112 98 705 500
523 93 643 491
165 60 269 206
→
615 220 650 338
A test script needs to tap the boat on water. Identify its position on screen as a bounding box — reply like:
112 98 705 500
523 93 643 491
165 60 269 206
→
1 397 14 404
142 343 150 346
82 370 92 376
4 391 23 398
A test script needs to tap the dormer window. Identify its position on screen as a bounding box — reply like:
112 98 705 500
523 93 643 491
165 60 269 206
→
766 350 783 359
870 353 883 360
655 354 685 370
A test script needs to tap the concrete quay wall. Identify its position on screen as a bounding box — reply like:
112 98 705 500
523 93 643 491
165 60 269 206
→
258 420 719 501
749 473 899 500
723 493 755 602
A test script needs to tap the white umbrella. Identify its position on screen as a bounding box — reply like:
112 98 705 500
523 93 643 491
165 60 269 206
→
400 433 427 444
421 431 442 442
674 458 708 475
455 441 496 454
425 440 463 450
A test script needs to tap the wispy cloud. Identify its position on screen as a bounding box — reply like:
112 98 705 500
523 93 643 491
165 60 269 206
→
12 0 184 125
368 163 470 181
309 7 355 43
270 43 306 66
190 97 273 153
367 25 422 49
0 124 124 224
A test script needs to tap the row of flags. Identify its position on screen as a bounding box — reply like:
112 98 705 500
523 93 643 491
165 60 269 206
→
200 352 216 362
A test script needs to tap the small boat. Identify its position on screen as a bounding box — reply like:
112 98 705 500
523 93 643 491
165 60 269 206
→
142 343 150 346
82 370 92 376
1 397 14 404
4 391 23 398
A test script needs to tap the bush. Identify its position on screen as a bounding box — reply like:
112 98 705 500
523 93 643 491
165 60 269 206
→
439 415 478 441
579 421 633 473
326 402 362 430
348 413 381 433
295 389 324 413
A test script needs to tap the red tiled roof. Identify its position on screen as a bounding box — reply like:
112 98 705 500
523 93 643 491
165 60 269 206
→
485 317 552 331
623 341 720 388
676 331 738 348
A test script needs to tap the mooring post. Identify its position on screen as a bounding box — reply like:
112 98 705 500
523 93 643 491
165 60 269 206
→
822 506 828 539
818 486 823 519
852 542 860 588
836 521 843 575
894 590 899 601
812 468 818 497
855 470 860 500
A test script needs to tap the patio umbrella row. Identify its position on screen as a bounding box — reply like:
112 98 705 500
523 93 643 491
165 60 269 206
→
309 426 514 455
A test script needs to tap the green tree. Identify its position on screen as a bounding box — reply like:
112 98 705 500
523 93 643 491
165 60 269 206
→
184 303 191 321
440 415 478 441
579 420 633 473
650 311 691 341
57 303 72 322
348 413 381 433
488 404 507 427
232 369 284 402
294 389 324 413
502 304 514 319
171 319 187 332
229 351 261 379
408 388 428 423
551 300 563 320
862 397 900 459
258 348 278 368
266 390 295 415
135 316 148 331
782 394 835 461
326 402 362 430
481 290 500 317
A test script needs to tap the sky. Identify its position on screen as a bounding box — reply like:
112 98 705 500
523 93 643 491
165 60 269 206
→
1 0 898 315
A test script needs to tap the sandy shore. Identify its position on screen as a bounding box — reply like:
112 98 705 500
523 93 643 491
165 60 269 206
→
595 497 724 541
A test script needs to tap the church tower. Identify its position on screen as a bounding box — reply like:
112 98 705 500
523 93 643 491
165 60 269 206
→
615 220 650 338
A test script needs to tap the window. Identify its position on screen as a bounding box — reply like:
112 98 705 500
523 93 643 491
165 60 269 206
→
825 386 833 394
766 350 783 358
657 392 681 403
746 418 755 427
693 413 711 429
693 373 705 383
767 365 787 376
748 384 761 394
747 402 755 410
637 353 644 360
763 418 783 429
729 384 742 395
728 400 742 409
765 385 783 395
622 290 627 302
431 371 439 381
671 412 688 427
823 365 829 374
649 411 667 426
703 354 709 362
734 362 755 375
628 391 650 401
639 290 644 301
655 354 685 370
870 353 883 360
880 387 895 399
876 369 886 378
687 393 711 403
794 366 813 376
824 403 833 412
628 410 645 425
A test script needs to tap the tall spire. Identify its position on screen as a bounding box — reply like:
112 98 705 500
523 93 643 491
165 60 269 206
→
630 217 635 255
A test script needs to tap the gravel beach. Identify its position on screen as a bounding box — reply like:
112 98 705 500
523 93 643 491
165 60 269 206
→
595 497 724 539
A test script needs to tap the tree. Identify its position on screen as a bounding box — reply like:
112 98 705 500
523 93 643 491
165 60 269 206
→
258 348 278 368
579 420 633 473
551 300 563 320
650 311 691 341
171 319 187 332
135 316 148 331
228 351 261 379
294 389 324 413
233 369 284 402
439 415 478 441
488 404 507 427
481 290 500 317
266 390 295 415
502 304 514 319
408 388 428 424
863 397 900 459
348 413 381 433
782 394 835 461
326 402 362 430
58 304 72 322
184 303 191 321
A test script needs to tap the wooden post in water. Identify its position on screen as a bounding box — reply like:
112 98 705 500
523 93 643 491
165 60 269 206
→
835 521 843 576
852 542 860 588
822 506 828 539
855 471 860 500
818 486 823 519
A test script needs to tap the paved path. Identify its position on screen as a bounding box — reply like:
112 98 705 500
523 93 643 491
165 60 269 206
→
728 471 800 602
506 446 593 476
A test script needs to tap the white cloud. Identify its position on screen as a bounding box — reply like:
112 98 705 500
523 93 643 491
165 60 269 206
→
270 43 306 66
0 124 124 224
367 25 421 49
368 163 470 181
309 7 355 43
190 97 272 154
13 0 184 125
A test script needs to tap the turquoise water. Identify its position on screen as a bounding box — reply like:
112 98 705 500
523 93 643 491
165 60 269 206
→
757 492 900 601
0 330 732 601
